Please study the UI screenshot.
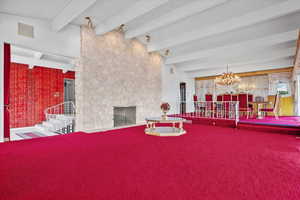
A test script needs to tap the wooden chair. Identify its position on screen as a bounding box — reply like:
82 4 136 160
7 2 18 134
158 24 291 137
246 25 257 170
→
223 94 232 118
247 94 254 117
205 94 213 101
215 95 224 117
223 94 232 101
205 94 213 117
259 93 280 119
238 93 252 118
193 95 198 114
232 95 238 102
217 95 223 101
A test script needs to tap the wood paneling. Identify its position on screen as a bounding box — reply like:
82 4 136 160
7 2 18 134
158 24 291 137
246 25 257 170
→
267 95 294 116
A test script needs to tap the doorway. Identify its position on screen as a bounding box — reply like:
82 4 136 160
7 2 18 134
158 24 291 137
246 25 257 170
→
64 79 75 113
180 82 186 114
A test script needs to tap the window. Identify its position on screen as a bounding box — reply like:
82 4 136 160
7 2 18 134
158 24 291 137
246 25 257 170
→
276 82 289 95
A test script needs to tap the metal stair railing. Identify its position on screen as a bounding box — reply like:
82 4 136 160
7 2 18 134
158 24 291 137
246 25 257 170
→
44 101 76 133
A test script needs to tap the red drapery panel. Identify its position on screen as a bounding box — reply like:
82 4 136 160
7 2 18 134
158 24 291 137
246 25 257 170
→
9 63 75 128
4 43 11 141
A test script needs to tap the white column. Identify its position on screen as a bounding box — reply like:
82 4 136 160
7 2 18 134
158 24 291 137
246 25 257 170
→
0 42 4 142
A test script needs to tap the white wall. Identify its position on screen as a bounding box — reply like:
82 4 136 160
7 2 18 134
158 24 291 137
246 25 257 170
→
162 64 195 114
0 13 81 141
0 13 80 58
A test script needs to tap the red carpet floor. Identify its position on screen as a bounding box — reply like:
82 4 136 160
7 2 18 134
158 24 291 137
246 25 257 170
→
239 116 300 127
1 124 300 200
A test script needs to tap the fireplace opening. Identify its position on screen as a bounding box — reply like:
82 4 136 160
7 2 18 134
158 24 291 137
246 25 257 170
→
113 106 136 127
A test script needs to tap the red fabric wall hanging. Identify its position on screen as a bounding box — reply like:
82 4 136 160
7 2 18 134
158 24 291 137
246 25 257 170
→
9 63 75 128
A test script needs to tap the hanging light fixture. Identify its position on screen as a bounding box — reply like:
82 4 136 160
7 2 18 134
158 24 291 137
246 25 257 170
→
215 65 241 86
145 35 151 43
85 17 93 28
164 49 170 56
118 24 126 32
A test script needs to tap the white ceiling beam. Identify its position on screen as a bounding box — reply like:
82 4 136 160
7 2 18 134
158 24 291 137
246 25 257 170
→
178 46 296 70
148 0 300 52
125 0 228 39
11 55 74 71
187 59 294 78
52 0 97 32
185 56 294 72
180 47 296 72
166 30 299 64
95 0 169 35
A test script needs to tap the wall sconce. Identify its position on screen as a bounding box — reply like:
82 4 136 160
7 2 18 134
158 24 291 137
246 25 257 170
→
145 35 151 43
118 24 126 32
164 49 170 56
85 17 93 29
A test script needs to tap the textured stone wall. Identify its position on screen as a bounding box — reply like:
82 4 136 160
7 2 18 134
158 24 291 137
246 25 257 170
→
76 26 162 131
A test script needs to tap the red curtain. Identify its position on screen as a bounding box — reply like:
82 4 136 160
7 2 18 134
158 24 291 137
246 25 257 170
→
4 43 11 141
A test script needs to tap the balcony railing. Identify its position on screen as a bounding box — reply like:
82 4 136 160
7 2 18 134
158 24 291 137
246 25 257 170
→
170 101 239 122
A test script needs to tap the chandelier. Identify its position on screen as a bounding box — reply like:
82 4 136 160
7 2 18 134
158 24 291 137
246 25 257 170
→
215 65 241 86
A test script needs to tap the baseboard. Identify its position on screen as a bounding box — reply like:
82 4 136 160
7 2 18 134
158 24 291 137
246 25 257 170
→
84 123 146 133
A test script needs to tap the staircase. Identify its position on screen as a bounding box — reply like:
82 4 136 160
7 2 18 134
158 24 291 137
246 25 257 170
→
36 101 76 134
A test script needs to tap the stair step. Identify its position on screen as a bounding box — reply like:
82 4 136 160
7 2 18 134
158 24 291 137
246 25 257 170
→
35 124 45 130
42 122 55 130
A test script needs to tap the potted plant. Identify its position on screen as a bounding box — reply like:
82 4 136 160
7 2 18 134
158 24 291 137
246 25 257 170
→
160 102 170 119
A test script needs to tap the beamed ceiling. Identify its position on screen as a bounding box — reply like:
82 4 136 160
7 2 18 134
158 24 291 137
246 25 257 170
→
1 0 300 77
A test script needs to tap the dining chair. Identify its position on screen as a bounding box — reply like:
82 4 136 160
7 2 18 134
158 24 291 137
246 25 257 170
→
238 93 252 118
259 93 280 119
